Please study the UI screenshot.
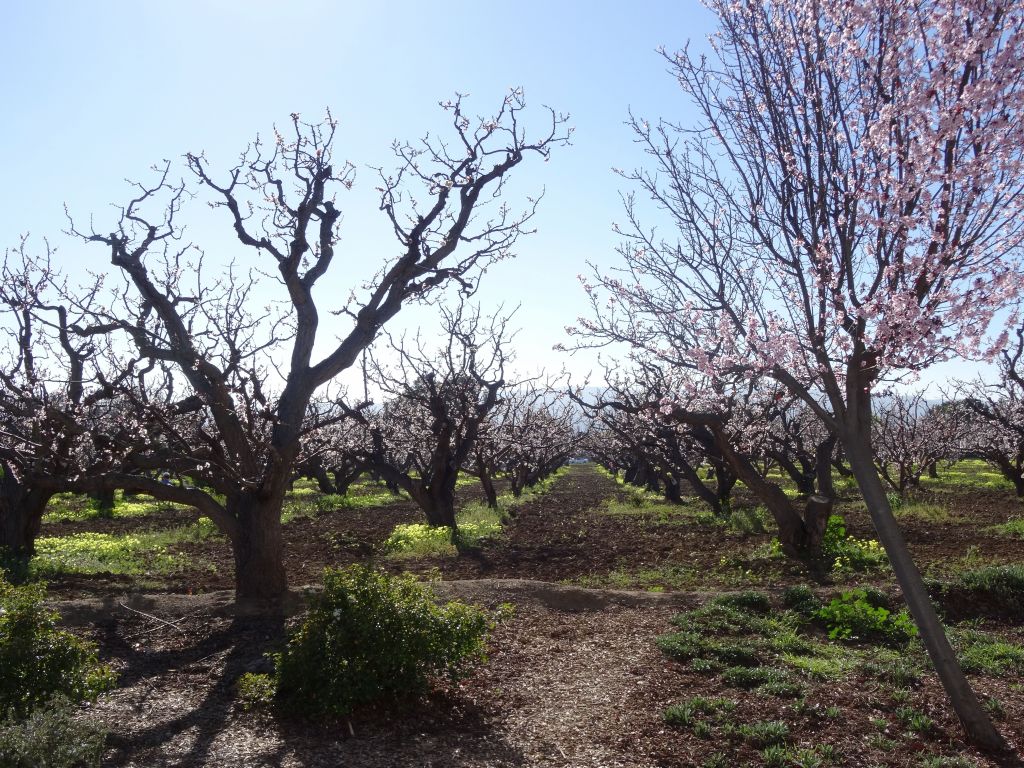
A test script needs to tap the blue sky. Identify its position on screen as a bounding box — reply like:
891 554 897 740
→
0 1 991 391
0 1 717 382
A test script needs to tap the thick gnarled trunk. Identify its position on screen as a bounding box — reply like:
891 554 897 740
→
0 479 50 562
228 494 288 605
408 478 458 529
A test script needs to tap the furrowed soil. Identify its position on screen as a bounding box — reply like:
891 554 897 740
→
37 465 1024 766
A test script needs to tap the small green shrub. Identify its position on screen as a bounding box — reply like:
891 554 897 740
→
708 640 760 667
983 696 1005 719
0 696 106 768
860 658 922 686
656 631 706 661
236 672 275 710
0 578 116 719
721 665 793 691
815 588 917 643
663 702 699 727
759 677 805 698
314 494 348 513
274 566 488 717
672 602 761 634
688 657 721 674
988 517 1024 538
727 507 767 535
692 720 713 739
918 757 978 768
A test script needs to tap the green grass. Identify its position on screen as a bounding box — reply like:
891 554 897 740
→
383 523 456 558
987 517 1024 538
782 644 861 681
894 502 951 523
280 486 403 523
383 468 567 558
44 491 192 523
920 460 1016 492
954 564 1024 608
30 517 219 576
601 497 717 526
949 627 1024 675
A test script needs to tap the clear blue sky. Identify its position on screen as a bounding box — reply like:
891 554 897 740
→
1 0 721 384
0 1 988 391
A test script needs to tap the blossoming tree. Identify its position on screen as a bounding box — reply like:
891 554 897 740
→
575 0 1024 750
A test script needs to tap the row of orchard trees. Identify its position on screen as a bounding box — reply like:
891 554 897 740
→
571 0 1024 752
0 93 571 604
582 346 1024 517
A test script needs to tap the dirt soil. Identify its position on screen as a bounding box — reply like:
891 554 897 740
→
42 466 1024 766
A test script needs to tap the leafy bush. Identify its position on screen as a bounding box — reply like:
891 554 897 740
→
274 566 489 717
815 588 917 643
0 696 106 768
235 672 275 710
0 578 116 719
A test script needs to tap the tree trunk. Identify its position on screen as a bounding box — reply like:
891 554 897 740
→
775 453 815 495
801 495 832 555
312 466 336 494
926 460 939 479
715 466 737 510
711 430 810 554
663 474 684 504
843 433 1007 753
229 495 288 605
408 479 458 529
479 471 498 509
675 460 722 514
0 483 49 560
91 489 116 517
815 435 838 498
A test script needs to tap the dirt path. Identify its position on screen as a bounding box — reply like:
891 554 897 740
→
65 580 694 768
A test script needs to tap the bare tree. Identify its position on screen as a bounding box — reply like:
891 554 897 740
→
0 241 141 563
955 324 1024 495
353 304 512 531
70 93 569 603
